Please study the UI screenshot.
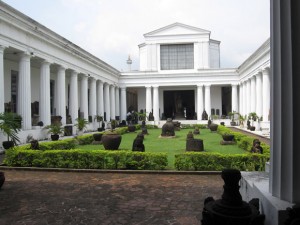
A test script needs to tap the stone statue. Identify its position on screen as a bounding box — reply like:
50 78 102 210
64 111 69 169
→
132 133 145 152
251 139 263 154
187 131 194 140
193 127 200 135
202 110 208 120
161 118 175 137
141 120 148 135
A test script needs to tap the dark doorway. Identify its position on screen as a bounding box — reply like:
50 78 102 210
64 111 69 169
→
163 90 195 120
221 87 231 116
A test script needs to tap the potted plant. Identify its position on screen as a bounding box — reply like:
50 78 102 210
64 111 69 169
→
75 117 89 135
239 115 245 128
95 115 103 131
228 111 239 126
248 112 258 131
44 123 64 141
0 112 21 149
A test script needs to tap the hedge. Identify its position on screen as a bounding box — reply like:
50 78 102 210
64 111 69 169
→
3 149 168 170
174 152 269 171
217 126 270 155
17 138 77 150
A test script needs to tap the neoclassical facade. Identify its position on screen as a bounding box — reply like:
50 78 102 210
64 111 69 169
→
0 2 270 143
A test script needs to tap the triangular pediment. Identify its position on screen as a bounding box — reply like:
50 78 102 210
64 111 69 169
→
144 23 210 37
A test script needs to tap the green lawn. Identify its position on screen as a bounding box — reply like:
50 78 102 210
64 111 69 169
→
78 128 245 169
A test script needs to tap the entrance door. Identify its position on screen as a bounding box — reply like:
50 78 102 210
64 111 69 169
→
163 90 195 119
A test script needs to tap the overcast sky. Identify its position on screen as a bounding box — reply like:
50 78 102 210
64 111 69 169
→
3 0 270 71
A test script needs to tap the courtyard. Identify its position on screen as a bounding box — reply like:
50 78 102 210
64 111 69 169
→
0 170 223 225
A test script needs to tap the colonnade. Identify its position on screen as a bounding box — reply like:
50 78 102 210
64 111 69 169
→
0 49 122 130
238 68 271 121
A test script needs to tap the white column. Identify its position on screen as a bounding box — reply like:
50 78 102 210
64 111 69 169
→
250 76 256 113
39 60 51 126
145 86 152 118
97 80 104 117
0 46 5 113
89 77 97 121
80 75 88 120
262 68 270 121
69 71 78 124
204 84 211 119
239 83 243 115
197 85 204 120
104 83 110 121
55 66 66 125
255 72 263 117
153 85 159 121
231 84 238 112
120 87 127 121
243 81 247 116
246 79 251 115
115 86 120 119
17 53 32 130
271 0 300 204
110 85 116 120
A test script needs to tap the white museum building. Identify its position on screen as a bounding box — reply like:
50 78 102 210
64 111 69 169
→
0 2 270 143
1 1 299 225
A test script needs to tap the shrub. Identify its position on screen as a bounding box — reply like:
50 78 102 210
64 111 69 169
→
17 138 77 150
174 152 269 171
4 148 168 170
75 134 94 145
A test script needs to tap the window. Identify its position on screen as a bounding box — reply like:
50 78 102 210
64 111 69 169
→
160 44 194 70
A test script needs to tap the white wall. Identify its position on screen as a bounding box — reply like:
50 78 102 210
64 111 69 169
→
209 41 220 68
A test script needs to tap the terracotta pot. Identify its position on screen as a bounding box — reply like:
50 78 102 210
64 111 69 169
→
101 134 122 150
222 134 234 142
0 172 5 189
2 141 14 149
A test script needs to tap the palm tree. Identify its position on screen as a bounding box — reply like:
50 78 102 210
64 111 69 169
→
75 117 89 133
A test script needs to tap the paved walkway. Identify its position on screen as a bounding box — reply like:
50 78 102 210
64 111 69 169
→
0 170 223 225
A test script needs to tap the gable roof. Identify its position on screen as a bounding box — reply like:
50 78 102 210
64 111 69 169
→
144 22 211 37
